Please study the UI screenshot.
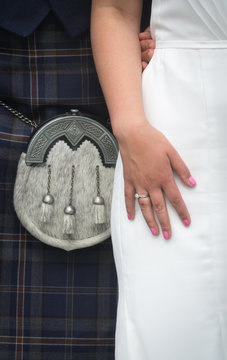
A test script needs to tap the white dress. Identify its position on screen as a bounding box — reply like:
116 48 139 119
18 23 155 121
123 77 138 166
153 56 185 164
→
111 1 227 359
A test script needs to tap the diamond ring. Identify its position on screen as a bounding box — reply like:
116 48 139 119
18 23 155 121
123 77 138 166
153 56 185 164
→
135 193 149 199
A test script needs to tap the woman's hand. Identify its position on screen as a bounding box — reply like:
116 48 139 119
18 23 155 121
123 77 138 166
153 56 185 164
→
138 27 155 70
116 120 196 239
91 2 195 238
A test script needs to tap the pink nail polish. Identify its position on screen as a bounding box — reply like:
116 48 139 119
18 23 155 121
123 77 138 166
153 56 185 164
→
183 219 190 227
163 231 169 239
150 227 157 235
127 213 132 220
189 176 196 186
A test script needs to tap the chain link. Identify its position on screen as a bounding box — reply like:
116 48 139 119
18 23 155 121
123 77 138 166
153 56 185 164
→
0 100 38 128
96 165 101 197
69 165 75 205
47 165 52 194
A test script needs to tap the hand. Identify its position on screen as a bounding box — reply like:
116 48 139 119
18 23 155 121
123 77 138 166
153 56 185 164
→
117 120 196 239
138 26 155 70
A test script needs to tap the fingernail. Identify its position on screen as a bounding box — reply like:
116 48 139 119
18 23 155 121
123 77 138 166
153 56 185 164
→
150 227 157 235
183 219 190 227
163 231 169 240
127 213 132 220
189 176 196 186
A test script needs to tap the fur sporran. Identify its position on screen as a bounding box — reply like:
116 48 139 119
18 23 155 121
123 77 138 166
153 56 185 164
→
13 109 118 251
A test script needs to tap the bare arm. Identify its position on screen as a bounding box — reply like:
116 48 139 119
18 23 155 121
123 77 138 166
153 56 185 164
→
91 0 145 132
91 0 196 239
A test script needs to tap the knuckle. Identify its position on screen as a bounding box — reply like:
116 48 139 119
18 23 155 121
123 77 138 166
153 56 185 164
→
124 191 133 204
159 172 169 185
147 220 155 228
153 201 164 214
168 146 177 156
124 184 133 195
143 40 150 50
149 51 154 61
139 199 149 210
182 167 190 178
145 49 152 60
124 190 130 199
161 225 169 231
171 195 182 208
147 39 154 47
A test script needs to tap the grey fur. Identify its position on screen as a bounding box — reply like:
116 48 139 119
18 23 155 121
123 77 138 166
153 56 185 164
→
14 140 115 251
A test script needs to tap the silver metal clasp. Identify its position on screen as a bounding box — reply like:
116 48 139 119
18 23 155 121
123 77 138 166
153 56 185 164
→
70 109 80 115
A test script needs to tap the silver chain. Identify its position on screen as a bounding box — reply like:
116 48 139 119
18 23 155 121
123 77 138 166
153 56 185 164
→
96 165 101 196
0 100 38 129
69 165 75 205
47 165 52 194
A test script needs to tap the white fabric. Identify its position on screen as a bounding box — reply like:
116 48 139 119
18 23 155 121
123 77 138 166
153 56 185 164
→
111 1 227 359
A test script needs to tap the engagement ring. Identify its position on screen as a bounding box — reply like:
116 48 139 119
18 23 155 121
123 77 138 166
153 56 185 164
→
135 193 149 199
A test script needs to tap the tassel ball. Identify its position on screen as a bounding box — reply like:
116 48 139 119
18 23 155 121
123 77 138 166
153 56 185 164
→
63 205 76 235
93 195 106 224
41 194 54 223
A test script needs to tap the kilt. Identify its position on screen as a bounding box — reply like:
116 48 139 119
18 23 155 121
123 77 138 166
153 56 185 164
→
0 13 117 360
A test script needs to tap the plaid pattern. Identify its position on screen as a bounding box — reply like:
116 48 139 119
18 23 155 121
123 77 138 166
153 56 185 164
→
0 13 117 360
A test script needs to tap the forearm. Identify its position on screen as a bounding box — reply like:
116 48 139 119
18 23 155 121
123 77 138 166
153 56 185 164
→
91 1 147 138
91 1 194 238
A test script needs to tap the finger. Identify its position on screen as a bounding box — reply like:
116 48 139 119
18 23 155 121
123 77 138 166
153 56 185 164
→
168 149 197 187
137 196 159 235
140 39 156 52
141 49 155 63
125 183 135 220
138 29 152 41
150 190 172 239
142 61 148 71
162 177 191 227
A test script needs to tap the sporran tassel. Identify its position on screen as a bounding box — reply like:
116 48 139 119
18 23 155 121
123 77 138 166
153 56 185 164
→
63 165 76 235
93 195 106 224
41 165 54 223
41 194 54 223
63 205 76 235
93 165 106 224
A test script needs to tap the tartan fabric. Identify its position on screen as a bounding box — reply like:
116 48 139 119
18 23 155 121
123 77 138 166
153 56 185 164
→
0 12 117 360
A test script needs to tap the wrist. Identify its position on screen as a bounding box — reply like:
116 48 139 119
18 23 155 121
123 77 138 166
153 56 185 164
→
112 115 149 141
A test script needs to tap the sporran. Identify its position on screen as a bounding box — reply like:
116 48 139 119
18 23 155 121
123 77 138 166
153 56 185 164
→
1 101 118 251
